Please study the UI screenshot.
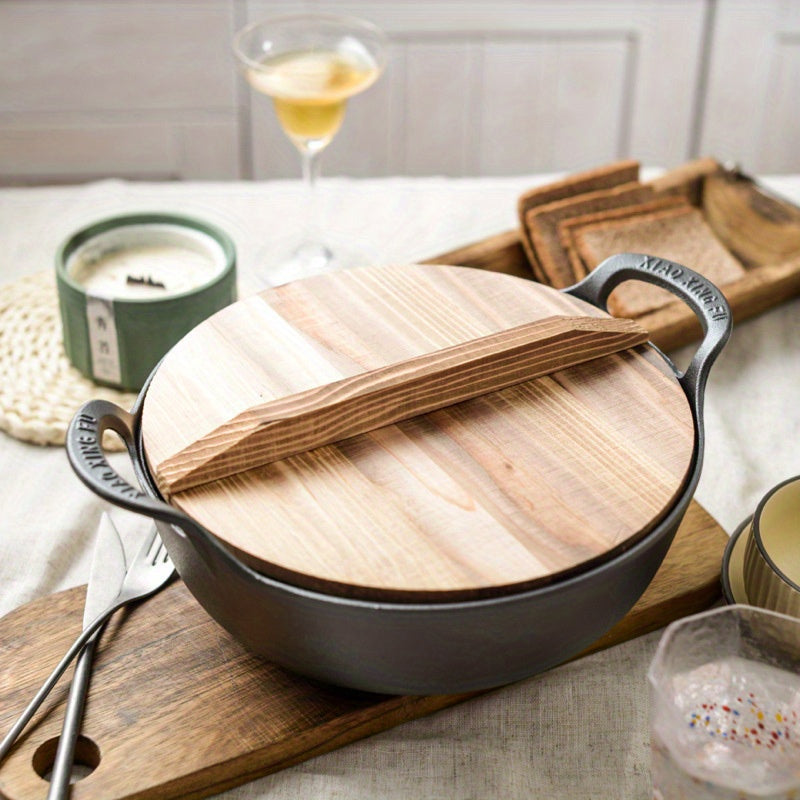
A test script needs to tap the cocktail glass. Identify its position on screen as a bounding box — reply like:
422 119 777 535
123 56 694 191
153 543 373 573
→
233 13 387 286
648 604 800 799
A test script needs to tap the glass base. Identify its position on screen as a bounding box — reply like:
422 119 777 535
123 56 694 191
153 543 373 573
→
254 235 378 288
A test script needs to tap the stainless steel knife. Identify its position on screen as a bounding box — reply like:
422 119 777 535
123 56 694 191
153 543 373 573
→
46 513 127 798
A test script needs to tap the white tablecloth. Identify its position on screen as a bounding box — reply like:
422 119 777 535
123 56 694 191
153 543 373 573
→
1 175 798 799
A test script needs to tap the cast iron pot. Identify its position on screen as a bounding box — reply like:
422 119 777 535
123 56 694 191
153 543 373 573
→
66 254 731 695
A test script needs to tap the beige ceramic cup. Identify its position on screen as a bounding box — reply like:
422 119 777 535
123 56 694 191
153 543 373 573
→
743 475 800 618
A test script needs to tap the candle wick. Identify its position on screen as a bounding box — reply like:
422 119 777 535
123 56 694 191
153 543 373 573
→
126 275 166 289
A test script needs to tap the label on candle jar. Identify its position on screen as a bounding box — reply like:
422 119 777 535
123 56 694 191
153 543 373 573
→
85 295 121 384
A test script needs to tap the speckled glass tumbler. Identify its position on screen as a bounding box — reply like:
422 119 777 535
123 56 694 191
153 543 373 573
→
648 605 800 800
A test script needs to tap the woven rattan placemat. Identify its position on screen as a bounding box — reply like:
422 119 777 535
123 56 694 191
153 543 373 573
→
0 271 136 449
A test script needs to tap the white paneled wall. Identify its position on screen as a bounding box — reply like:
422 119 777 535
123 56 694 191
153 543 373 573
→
248 0 707 178
0 0 798 184
699 0 800 172
0 0 241 182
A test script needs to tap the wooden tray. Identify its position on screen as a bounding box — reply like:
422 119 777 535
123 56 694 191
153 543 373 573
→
423 164 800 352
0 500 726 800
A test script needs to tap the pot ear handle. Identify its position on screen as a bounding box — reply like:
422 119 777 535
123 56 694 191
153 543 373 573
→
66 399 208 543
563 253 732 423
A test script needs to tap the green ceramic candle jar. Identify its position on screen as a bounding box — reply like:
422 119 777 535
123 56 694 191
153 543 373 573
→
56 213 237 391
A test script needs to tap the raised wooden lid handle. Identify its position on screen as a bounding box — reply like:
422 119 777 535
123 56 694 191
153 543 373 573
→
156 315 648 496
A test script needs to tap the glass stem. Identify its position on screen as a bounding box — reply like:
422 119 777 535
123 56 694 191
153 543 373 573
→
301 146 324 246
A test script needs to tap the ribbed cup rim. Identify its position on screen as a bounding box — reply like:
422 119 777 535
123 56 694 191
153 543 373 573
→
750 474 800 594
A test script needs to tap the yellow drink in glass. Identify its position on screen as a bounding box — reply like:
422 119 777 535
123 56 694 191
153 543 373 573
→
233 13 387 286
247 49 379 146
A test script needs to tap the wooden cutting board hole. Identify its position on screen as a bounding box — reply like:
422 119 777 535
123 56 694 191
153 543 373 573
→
32 735 101 783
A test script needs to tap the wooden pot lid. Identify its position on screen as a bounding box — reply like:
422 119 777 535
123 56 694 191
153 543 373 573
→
141 264 694 601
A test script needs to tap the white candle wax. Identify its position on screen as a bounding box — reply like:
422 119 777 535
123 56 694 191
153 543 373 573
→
67 224 226 300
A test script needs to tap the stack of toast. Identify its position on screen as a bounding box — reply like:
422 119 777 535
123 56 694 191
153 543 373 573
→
517 158 748 319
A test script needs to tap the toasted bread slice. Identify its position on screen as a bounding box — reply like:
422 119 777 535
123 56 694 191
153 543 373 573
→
517 160 640 280
525 182 657 288
558 196 693 280
573 204 746 317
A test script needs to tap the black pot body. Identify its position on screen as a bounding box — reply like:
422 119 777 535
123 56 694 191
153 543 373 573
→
68 254 732 694
149 474 682 694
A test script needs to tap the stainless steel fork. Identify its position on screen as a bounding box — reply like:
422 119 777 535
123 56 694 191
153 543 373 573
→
0 528 175 764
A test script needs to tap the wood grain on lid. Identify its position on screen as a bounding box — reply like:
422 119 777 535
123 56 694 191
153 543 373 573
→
142 264 694 601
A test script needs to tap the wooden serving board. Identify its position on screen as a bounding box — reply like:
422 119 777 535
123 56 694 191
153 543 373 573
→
0 500 726 800
141 264 694 601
